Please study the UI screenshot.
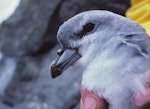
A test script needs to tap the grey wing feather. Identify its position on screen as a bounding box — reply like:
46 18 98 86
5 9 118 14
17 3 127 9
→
121 32 150 58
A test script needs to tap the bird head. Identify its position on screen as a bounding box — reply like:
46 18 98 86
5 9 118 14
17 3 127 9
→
50 10 148 78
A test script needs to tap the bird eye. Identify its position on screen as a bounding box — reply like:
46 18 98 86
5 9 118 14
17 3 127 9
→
74 23 95 39
57 48 64 56
83 23 95 33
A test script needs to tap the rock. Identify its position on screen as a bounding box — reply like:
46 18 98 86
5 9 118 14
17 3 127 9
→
0 53 17 96
3 46 81 109
0 0 62 56
0 103 12 109
13 101 50 109
59 0 130 22
74 104 80 109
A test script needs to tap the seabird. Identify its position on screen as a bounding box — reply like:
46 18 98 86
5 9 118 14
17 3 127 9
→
51 10 150 109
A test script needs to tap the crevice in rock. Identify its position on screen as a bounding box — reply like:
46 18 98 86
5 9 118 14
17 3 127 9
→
44 0 66 41
2 99 14 107
28 0 66 57
26 41 55 57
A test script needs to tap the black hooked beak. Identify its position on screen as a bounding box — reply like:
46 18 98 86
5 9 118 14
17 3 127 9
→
50 48 81 78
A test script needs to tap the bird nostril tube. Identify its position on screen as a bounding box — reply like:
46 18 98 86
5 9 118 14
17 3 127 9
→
57 48 64 56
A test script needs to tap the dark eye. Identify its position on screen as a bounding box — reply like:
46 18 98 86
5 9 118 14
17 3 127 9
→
83 23 95 33
74 23 95 39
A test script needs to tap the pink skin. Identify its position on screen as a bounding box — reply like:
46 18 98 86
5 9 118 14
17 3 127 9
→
134 87 150 109
80 86 150 109
80 86 107 109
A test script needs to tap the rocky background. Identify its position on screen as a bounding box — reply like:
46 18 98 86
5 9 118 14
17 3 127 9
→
0 0 130 109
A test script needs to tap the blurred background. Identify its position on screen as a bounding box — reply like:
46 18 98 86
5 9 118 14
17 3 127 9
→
0 0 130 109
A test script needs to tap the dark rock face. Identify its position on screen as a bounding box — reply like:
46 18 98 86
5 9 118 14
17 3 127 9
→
0 0 62 56
0 0 130 109
59 0 130 22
